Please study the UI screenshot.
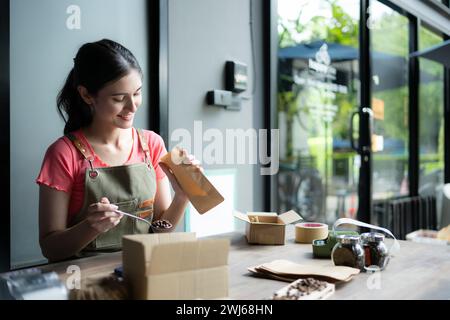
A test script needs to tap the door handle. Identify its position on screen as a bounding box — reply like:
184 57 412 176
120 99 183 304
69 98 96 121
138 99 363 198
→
350 110 359 152
350 108 373 154
361 107 374 154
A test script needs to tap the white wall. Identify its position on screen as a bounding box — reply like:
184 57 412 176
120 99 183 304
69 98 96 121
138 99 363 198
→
10 0 149 268
168 0 265 231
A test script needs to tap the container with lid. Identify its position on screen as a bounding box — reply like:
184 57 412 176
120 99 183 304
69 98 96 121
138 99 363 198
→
312 230 359 258
360 232 389 271
331 235 365 271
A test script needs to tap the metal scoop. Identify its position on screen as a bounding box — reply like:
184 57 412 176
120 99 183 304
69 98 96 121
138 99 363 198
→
114 209 151 226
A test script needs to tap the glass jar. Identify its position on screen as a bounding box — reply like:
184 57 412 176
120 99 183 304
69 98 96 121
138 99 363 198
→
331 235 365 271
360 232 389 271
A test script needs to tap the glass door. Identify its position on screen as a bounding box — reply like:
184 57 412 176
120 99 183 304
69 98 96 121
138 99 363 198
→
277 0 360 224
368 1 410 225
276 0 447 227
418 25 444 198
371 2 409 198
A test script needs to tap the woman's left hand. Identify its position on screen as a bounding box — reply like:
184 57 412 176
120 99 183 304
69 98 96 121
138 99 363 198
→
159 148 203 200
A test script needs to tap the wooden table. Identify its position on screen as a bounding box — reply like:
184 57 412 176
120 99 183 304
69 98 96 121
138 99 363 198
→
37 225 450 300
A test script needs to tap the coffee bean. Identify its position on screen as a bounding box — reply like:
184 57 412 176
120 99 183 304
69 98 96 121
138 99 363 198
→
272 277 329 300
151 219 172 229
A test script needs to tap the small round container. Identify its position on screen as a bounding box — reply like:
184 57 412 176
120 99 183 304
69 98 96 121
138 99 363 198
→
331 235 365 271
360 232 389 271
150 219 174 233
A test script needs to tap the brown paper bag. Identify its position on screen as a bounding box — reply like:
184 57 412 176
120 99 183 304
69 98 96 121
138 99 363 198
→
160 147 224 214
248 259 360 283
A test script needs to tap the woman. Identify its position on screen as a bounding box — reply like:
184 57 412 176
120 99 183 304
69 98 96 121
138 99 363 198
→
36 39 199 262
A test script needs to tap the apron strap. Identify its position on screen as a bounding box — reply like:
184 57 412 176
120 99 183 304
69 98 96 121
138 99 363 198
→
136 128 151 167
65 132 99 179
65 132 95 161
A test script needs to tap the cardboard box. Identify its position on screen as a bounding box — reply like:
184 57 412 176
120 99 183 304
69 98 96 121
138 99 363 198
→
122 233 230 299
233 210 302 245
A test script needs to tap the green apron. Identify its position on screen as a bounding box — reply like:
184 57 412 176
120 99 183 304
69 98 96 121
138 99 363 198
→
66 128 157 252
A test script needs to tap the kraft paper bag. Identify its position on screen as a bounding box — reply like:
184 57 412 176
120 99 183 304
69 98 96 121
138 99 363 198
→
248 259 360 283
160 147 224 214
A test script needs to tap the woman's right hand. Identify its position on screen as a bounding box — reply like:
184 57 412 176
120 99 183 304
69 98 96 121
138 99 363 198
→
85 197 123 233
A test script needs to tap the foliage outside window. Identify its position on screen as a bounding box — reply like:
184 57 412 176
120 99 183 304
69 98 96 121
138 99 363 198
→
418 25 444 195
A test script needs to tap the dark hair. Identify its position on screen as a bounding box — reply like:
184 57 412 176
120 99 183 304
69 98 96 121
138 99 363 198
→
57 39 142 134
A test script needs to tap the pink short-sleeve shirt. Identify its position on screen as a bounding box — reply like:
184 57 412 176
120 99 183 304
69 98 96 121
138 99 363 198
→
36 128 167 221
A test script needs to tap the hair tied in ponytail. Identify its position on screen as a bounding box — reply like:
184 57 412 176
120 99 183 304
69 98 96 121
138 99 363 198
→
57 39 142 134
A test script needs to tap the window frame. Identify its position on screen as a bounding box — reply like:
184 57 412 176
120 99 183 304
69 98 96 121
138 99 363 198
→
0 0 10 272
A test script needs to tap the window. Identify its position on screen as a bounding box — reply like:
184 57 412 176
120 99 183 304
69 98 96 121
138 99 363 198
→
418 25 444 196
370 1 409 200
277 0 360 223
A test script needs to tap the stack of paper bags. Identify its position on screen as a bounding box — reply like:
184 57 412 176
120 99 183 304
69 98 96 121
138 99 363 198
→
248 259 360 283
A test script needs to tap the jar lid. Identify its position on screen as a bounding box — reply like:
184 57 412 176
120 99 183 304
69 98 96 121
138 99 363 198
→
361 232 385 243
336 234 360 245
